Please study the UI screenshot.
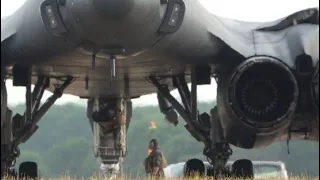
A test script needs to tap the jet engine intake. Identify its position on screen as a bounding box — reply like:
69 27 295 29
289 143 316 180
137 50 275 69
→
217 56 299 149
229 57 298 127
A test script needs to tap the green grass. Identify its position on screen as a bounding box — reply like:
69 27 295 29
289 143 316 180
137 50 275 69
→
1 176 319 180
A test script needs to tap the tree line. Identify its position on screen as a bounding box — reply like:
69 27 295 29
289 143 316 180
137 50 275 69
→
10 102 319 178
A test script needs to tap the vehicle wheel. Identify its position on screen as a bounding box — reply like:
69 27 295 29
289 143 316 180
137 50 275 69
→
1 78 7 129
19 161 39 179
183 158 206 177
232 159 254 179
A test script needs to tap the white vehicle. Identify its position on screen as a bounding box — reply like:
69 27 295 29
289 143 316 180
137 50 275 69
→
164 161 288 179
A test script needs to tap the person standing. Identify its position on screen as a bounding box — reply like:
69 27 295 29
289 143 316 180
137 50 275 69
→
143 139 167 179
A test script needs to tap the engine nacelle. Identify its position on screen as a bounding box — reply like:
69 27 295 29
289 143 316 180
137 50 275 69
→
311 62 319 121
217 56 299 149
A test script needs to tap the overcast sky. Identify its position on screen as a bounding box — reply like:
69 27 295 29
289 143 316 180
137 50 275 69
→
1 0 319 106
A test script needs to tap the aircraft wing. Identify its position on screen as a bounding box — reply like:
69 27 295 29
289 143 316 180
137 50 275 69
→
205 8 319 65
1 16 16 43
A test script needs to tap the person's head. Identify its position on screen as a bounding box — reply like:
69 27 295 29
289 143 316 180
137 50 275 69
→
148 139 159 151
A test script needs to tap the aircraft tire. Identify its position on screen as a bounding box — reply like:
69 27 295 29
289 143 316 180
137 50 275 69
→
232 159 254 179
19 161 39 179
183 158 206 177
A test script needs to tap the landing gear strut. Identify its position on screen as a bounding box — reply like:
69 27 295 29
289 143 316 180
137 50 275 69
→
1 65 74 179
149 68 253 179
87 97 132 179
204 107 233 177
149 67 234 178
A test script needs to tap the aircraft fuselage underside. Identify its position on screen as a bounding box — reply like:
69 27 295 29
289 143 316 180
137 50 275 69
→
1 0 319 178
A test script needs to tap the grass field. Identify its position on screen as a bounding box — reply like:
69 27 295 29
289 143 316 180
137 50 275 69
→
1 176 319 180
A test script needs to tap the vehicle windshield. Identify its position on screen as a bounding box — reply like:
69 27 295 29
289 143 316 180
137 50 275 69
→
254 164 282 178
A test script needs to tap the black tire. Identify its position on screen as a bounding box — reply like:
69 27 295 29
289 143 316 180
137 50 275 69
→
183 158 206 177
232 159 254 179
19 161 39 179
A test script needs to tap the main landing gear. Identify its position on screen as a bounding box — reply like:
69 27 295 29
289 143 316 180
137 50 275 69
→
149 66 254 179
1 65 74 179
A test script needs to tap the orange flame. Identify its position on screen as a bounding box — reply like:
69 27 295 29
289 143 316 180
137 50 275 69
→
149 121 157 129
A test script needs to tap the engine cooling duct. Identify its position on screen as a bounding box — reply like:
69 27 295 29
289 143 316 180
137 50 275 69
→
311 62 319 121
217 56 299 149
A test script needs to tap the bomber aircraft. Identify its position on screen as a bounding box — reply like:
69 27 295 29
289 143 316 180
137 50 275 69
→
1 0 319 178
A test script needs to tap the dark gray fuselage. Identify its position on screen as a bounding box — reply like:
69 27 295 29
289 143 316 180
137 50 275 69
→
2 0 317 98
1 0 223 98
1 0 318 97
